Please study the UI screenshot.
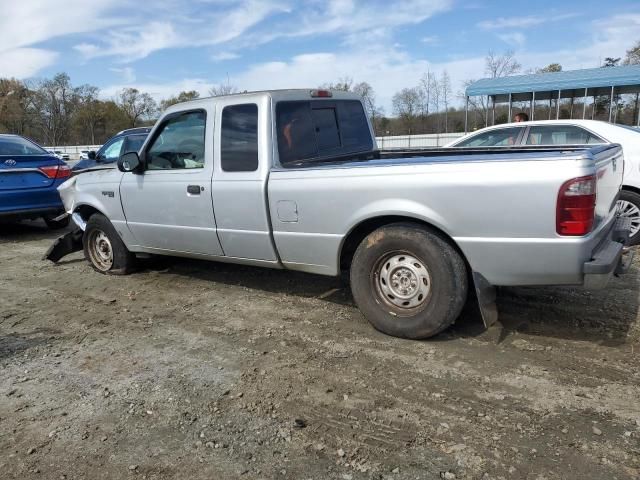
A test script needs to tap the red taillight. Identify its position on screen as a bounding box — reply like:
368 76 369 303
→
39 164 71 180
556 175 596 236
310 89 332 98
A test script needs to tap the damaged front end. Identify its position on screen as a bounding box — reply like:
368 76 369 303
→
44 176 85 263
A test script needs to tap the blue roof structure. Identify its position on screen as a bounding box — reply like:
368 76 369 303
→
466 65 640 99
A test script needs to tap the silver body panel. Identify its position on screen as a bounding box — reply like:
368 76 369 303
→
58 90 624 288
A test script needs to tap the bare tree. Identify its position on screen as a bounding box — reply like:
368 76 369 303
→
74 85 102 144
321 77 354 92
602 57 621 67
31 73 79 146
536 63 562 73
160 90 200 110
485 50 521 78
429 75 441 132
440 70 452 133
116 88 157 127
0 78 33 136
624 41 640 65
392 87 421 133
419 71 435 129
209 74 240 97
352 81 383 130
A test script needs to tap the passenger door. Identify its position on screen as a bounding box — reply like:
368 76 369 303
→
119 109 224 256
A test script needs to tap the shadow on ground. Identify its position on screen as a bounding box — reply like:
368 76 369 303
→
141 251 640 347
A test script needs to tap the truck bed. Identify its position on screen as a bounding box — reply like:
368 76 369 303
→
278 145 618 169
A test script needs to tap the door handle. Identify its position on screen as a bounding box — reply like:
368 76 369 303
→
187 185 203 195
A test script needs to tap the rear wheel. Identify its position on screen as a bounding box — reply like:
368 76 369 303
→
83 213 135 274
617 190 640 246
350 223 468 339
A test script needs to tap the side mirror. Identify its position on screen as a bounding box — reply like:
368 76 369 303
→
117 151 143 173
87 150 96 160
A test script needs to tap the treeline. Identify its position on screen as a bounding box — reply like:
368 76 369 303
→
0 74 162 146
1 40 639 145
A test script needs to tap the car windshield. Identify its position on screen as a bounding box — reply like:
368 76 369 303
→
0 136 48 155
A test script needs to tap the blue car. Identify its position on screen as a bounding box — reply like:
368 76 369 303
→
72 127 151 171
0 134 71 229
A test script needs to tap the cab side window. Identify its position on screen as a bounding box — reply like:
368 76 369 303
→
221 104 259 172
455 127 523 147
525 125 605 145
146 111 206 170
98 137 125 163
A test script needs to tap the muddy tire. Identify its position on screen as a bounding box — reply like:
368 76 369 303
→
350 223 468 339
83 213 135 275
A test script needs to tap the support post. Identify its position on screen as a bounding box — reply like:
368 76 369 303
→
548 97 552 120
569 95 574 119
491 96 495 125
464 96 469 134
531 91 536 120
636 92 640 127
608 86 614 123
582 88 587 119
508 93 512 122
592 95 596 120
556 90 561 119
485 96 489 127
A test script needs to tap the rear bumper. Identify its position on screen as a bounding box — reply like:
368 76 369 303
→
583 217 634 289
0 206 64 221
0 181 65 219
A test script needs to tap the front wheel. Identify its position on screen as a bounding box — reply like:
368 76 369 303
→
617 190 640 246
83 213 136 275
350 224 468 339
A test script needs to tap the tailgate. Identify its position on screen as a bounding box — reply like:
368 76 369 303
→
0 155 58 190
593 145 624 229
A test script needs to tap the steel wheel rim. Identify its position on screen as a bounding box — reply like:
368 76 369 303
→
373 252 431 315
88 229 113 271
617 200 640 237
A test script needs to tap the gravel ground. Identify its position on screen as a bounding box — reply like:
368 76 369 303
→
1 221 639 480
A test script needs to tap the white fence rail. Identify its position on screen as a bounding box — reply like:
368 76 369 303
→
47 133 467 162
44 145 102 161
376 133 464 149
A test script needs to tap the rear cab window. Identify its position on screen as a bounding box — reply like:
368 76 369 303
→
221 104 259 172
276 100 372 167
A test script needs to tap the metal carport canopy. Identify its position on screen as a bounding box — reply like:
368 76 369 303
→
465 65 640 103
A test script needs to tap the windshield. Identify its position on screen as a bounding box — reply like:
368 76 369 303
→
0 136 48 155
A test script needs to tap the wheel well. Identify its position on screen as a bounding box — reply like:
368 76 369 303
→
622 185 640 196
339 216 468 271
74 204 103 222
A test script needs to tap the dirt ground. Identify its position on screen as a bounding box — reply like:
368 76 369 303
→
1 221 639 480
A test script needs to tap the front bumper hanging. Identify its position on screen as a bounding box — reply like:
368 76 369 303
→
43 229 83 263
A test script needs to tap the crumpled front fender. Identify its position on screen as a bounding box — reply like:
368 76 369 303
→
57 176 78 214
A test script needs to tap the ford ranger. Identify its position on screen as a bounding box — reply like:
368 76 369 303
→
47 89 632 339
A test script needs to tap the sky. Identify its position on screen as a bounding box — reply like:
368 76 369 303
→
1 0 639 113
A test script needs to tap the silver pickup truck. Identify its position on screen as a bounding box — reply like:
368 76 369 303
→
48 89 632 339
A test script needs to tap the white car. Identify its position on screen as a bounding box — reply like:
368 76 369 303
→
446 120 640 244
